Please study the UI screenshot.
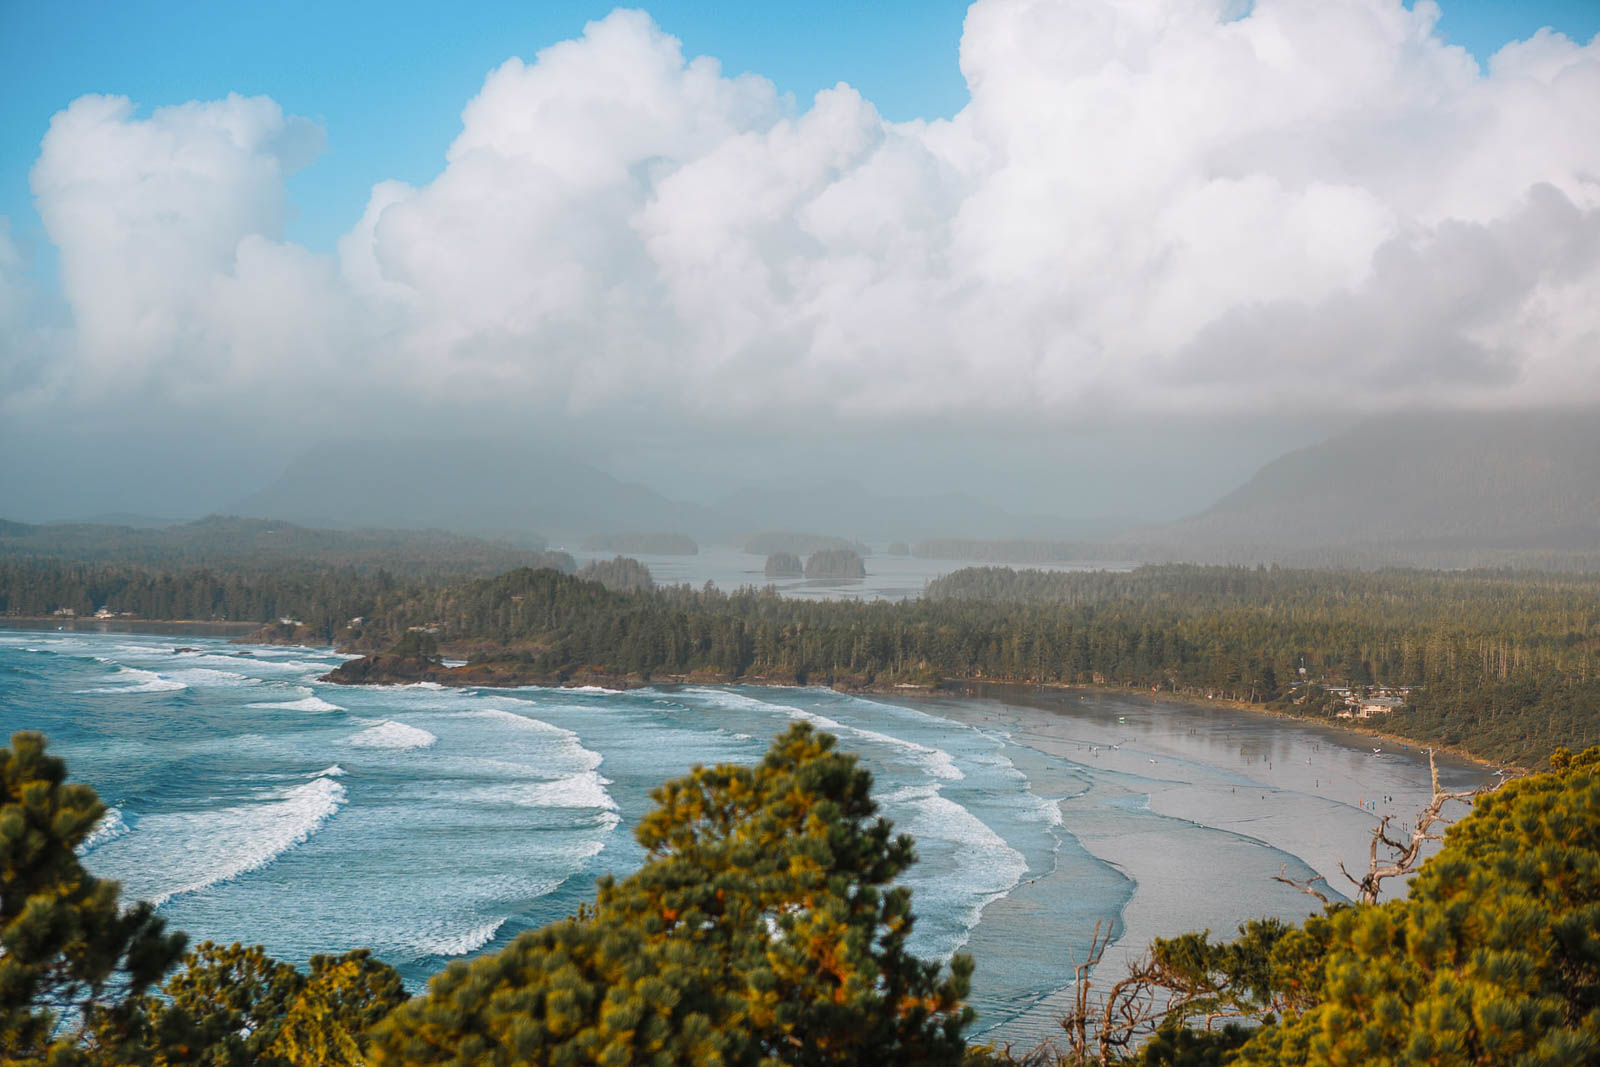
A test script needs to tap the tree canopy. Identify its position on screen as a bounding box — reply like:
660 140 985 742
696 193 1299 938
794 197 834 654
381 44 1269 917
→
369 722 975 1065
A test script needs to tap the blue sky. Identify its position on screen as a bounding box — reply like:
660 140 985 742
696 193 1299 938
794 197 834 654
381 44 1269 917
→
3 0 1598 522
2 0 1596 260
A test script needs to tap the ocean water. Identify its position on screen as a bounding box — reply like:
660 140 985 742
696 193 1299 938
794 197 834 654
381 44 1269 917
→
0 628 1491 1041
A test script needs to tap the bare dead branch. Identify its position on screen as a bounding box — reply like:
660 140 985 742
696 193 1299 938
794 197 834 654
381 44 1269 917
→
1273 863 1332 905
1347 748 1510 904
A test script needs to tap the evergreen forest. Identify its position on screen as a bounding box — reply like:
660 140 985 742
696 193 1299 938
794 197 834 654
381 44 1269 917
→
6 730 1597 1065
7 557 1600 765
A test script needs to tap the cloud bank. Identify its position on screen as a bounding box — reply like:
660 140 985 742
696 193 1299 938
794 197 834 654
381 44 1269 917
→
6 0 1600 438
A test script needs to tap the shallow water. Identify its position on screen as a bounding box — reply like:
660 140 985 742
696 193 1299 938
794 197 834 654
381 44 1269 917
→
0 629 1489 1039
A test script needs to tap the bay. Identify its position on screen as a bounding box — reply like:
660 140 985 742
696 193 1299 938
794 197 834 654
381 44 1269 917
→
0 628 1490 1042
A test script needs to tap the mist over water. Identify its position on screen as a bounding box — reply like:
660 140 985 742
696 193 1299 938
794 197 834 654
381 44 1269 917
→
0 628 1489 1039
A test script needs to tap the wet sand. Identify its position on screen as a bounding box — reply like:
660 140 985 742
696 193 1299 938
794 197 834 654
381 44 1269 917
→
902 687 1494 1051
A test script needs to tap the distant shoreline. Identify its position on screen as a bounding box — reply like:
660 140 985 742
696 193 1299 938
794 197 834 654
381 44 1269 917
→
310 646 1502 770
0 616 261 637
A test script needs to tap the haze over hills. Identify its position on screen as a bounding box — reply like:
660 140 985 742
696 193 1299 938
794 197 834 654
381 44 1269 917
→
714 481 1133 544
227 439 1104 546
1129 411 1600 567
212 412 1600 570
229 440 723 543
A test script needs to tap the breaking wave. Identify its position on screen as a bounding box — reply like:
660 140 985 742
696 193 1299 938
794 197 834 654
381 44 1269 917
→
345 720 438 751
79 667 187 694
88 773 348 906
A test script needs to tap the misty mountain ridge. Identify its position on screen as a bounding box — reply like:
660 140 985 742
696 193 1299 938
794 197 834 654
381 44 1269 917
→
228 439 723 543
227 439 1103 546
715 480 1132 543
1130 410 1600 567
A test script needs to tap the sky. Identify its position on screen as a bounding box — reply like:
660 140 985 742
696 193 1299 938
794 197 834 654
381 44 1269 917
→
2 0 1598 524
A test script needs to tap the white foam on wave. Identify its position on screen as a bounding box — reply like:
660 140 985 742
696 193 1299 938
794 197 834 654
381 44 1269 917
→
78 806 130 853
316 764 346 777
88 773 347 906
454 706 570 732
248 695 345 712
790 707 964 782
681 687 965 781
413 917 508 957
882 783 1029 954
166 667 258 688
78 667 188 694
563 685 623 695
484 771 620 811
345 720 438 751
449 708 604 770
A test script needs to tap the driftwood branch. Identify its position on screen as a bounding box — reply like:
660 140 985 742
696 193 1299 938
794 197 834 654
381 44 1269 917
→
1273 863 1332 905
1345 748 1508 905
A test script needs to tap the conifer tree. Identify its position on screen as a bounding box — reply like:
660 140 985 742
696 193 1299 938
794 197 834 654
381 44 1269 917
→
1 730 186 1066
1 732 405 1066
1126 746 1600 1066
370 722 977 1065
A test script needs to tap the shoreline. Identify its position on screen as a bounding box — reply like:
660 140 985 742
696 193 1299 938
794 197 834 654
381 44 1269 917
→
918 686 1496 1049
0 616 262 637
316 647 1502 770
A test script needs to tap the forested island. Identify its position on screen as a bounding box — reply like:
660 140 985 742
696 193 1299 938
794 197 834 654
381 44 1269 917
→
763 552 803 577
803 547 867 580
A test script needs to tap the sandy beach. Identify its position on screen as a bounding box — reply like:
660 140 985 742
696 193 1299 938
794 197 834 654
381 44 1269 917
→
900 686 1495 1050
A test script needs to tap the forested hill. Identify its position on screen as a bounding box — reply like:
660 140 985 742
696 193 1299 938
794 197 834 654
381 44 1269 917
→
0 515 570 579
328 563 1600 766
1125 410 1600 567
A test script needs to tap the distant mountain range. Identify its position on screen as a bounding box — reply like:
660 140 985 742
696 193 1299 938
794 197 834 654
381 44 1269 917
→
1125 411 1600 567
227 439 1111 546
218 414 1600 569
713 482 1128 543
229 440 722 544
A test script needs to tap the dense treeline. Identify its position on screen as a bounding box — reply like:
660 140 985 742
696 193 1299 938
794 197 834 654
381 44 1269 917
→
576 555 655 592
9 546 1599 764
0 560 421 639
345 564 1600 766
0 515 563 578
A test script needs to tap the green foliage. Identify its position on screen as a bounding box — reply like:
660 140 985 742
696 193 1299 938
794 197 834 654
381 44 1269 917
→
1145 746 1600 1066
342 564 1600 765
370 723 976 1065
803 550 866 580
141 942 405 1066
1 730 187 1066
0 516 559 576
0 732 404 1066
763 553 803 578
577 556 656 592
389 629 442 664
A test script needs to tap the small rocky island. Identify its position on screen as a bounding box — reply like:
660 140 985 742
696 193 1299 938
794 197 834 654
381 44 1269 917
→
804 548 866 580
763 552 803 577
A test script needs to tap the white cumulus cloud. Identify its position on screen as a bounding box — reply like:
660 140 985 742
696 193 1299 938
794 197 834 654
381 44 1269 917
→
8 0 1600 435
